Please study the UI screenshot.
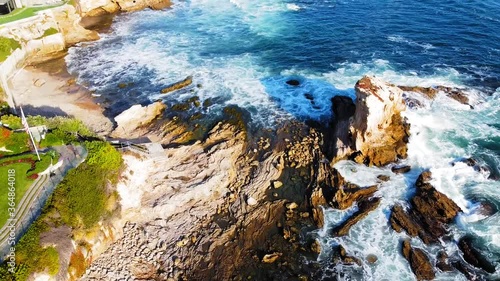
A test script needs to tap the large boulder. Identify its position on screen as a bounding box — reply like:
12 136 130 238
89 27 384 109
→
332 197 381 236
111 101 166 138
390 171 462 244
328 76 410 166
350 76 410 166
402 240 435 281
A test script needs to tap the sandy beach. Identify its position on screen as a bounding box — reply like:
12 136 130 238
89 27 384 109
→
9 56 113 135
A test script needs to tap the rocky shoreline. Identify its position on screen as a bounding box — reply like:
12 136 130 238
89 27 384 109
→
4 2 497 280
71 75 496 280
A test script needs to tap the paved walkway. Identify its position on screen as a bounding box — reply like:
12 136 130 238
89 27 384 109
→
0 145 87 258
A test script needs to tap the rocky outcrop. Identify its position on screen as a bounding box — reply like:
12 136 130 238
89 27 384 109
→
332 245 361 266
327 76 410 166
160 76 193 94
398 85 471 107
458 237 496 274
79 0 172 17
402 239 435 281
390 171 461 244
325 95 356 160
332 197 381 236
53 5 100 47
309 163 378 227
111 101 166 138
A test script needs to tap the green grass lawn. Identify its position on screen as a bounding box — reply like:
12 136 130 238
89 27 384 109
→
0 153 56 226
0 5 64 25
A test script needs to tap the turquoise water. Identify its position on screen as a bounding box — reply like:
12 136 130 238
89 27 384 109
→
67 0 500 279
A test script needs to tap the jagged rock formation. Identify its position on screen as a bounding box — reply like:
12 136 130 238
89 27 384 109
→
332 197 381 236
327 76 410 166
398 85 471 107
53 5 100 47
160 76 193 94
390 171 462 244
69 76 450 280
309 162 378 227
111 101 166 139
78 0 172 17
458 236 496 274
402 240 435 281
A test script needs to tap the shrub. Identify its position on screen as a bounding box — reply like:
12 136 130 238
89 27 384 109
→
0 37 21 62
51 141 122 228
0 114 22 129
41 27 59 38
69 248 86 278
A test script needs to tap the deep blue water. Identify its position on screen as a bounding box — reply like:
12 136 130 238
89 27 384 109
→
66 0 500 279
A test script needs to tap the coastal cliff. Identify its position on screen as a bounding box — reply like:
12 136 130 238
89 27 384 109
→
77 0 172 17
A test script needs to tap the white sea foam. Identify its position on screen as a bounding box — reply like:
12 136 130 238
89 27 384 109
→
286 3 301 11
388 35 436 50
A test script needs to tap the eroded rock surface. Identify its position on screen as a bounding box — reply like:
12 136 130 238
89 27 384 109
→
79 0 172 17
402 240 435 281
111 101 166 139
390 171 461 244
327 76 410 166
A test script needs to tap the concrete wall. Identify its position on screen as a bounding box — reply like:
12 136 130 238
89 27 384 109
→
0 9 65 109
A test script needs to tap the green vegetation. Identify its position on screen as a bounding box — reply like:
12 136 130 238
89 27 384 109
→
0 141 122 280
0 115 22 129
0 37 20 62
41 27 59 38
0 153 57 226
0 5 64 25
0 216 58 281
51 141 122 228
0 115 97 151
0 127 29 155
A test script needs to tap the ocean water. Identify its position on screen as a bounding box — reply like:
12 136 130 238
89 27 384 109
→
66 0 500 279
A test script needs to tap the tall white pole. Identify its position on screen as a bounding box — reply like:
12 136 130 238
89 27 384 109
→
20 107 40 161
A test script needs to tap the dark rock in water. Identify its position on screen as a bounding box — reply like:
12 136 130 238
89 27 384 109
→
436 251 454 272
309 165 378 227
402 239 435 281
160 76 193 94
398 86 438 99
366 254 378 264
304 93 314 100
475 201 497 218
463 158 478 167
333 245 362 266
332 197 381 236
390 172 461 245
413 171 461 224
390 204 434 245
377 175 390 182
398 85 471 106
286 79 301 86
442 88 469 105
404 97 425 109
452 261 478 280
458 236 496 273
391 165 411 174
